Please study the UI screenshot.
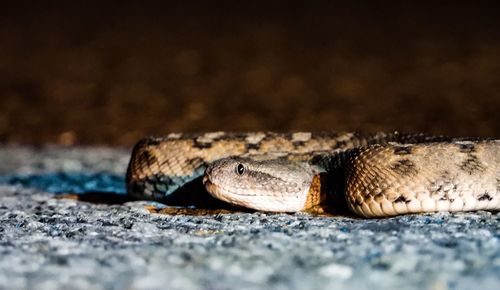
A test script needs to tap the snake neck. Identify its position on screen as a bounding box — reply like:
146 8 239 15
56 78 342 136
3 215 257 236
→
303 150 359 212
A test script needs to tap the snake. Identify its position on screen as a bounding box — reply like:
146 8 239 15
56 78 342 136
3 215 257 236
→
126 132 500 217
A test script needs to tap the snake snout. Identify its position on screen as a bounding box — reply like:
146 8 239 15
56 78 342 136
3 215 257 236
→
202 175 209 185
202 165 215 186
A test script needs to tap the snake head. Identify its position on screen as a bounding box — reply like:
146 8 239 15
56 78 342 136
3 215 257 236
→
203 156 319 212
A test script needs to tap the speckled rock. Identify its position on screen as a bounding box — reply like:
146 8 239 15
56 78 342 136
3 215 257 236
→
0 146 498 290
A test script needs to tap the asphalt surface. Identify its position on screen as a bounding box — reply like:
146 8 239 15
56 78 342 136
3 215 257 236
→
0 145 498 290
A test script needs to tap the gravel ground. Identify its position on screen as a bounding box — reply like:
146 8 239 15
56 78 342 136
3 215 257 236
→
0 146 499 290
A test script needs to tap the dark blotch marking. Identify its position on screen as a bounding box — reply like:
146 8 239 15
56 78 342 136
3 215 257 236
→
138 150 158 168
311 132 339 139
284 132 294 140
309 132 351 149
460 154 485 175
192 141 213 149
394 196 408 203
128 137 165 175
211 132 247 142
441 170 450 178
391 159 418 176
335 140 348 149
478 192 493 201
456 143 476 153
393 146 412 155
186 157 206 168
441 171 458 191
428 180 444 198
245 143 261 150
258 132 285 143
427 174 457 200
142 137 163 146
292 141 306 148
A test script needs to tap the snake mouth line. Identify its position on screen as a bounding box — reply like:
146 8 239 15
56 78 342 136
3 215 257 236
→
202 175 212 187
202 174 262 197
202 174 237 204
203 175 223 196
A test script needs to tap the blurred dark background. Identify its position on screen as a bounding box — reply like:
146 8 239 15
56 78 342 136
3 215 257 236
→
1 1 500 145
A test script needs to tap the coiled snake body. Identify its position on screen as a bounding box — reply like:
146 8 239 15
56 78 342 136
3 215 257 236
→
126 132 500 217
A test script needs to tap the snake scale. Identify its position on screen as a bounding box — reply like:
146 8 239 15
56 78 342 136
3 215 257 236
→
126 132 500 217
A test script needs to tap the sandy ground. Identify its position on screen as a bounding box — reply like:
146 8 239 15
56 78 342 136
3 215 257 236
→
0 145 498 290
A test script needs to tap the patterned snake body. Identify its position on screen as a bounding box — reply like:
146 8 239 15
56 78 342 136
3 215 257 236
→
126 132 500 217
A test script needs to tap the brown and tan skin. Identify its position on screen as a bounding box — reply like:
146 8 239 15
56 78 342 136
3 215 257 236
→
126 132 500 217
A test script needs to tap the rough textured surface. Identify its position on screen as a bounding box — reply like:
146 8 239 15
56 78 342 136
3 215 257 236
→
0 145 499 290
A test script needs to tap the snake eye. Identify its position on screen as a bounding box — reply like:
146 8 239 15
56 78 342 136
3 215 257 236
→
236 163 246 175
